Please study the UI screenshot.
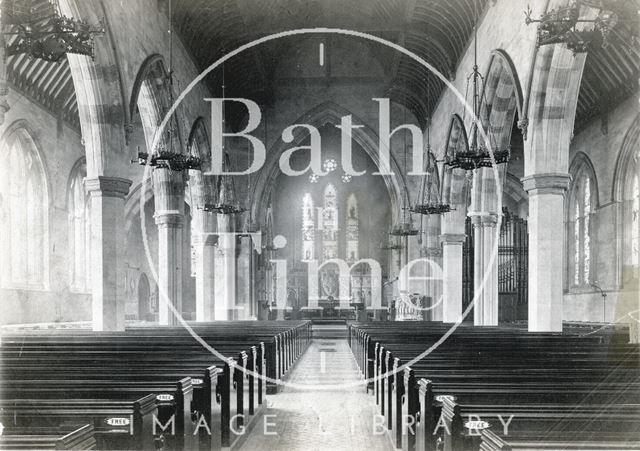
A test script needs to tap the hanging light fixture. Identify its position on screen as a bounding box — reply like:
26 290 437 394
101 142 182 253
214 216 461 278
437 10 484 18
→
524 1 624 53
199 56 245 215
134 0 201 172
390 92 418 237
379 234 402 251
411 119 452 215
445 0 510 171
0 0 104 63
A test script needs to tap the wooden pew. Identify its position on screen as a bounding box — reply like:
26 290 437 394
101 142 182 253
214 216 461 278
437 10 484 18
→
349 323 638 451
0 424 96 450
479 429 640 450
439 396 640 451
0 396 156 450
1 321 311 450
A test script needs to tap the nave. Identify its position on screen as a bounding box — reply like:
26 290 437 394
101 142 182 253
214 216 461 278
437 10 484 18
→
0 0 639 449
1 320 639 450
237 338 389 451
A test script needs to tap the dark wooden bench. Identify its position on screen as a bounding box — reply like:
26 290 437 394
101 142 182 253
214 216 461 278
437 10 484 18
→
0 396 156 450
0 424 96 450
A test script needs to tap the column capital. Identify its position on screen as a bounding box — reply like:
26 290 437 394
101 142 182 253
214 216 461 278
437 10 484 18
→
469 212 499 227
154 211 184 227
85 176 132 199
521 173 571 195
440 233 466 244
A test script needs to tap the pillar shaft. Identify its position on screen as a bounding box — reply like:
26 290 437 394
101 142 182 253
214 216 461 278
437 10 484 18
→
441 233 465 323
85 176 132 331
214 215 236 320
472 215 499 326
153 168 185 326
193 213 217 322
522 174 571 332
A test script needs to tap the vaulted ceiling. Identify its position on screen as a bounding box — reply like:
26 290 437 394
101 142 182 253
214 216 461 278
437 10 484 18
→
172 0 486 127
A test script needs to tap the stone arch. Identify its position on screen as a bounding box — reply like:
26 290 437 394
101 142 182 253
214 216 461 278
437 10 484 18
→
612 113 640 203
474 49 524 216
57 0 128 178
612 113 640 285
442 114 472 230
250 101 406 228
524 42 587 176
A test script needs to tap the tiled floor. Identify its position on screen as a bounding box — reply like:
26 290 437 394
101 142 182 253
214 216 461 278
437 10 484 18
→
238 339 391 451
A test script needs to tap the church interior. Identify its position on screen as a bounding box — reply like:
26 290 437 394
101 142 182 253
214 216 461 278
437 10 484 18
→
0 0 639 449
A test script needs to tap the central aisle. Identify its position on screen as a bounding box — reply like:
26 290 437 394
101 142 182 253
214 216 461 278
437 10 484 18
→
238 339 391 451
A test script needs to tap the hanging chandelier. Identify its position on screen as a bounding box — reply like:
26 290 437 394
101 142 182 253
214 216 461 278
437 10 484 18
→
411 122 451 215
445 0 510 171
199 176 247 215
1 0 104 63
524 1 622 53
379 236 402 251
132 0 200 173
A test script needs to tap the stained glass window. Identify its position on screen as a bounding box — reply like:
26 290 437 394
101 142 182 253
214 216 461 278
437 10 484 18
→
302 193 315 261
322 184 338 260
571 170 593 287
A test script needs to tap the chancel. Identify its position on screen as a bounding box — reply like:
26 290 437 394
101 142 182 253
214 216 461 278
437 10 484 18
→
0 0 639 450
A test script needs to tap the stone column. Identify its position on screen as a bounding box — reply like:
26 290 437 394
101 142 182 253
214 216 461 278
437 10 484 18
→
472 214 499 326
214 214 236 320
440 233 466 323
153 168 185 326
424 215 443 321
423 247 443 321
85 176 132 331
522 174 571 332
236 236 256 319
193 211 217 322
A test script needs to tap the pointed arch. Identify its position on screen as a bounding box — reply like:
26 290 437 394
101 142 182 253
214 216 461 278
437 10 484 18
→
612 113 640 283
0 121 50 288
567 152 598 289
251 101 405 228
67 157 91 292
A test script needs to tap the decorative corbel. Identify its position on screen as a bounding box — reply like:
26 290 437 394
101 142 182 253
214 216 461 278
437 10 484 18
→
517 117 529 141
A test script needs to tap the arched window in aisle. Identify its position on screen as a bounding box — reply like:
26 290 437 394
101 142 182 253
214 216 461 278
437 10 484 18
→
302 193 315 261
68 161 91 292
322 184 338 260
568 156 596 288
346 193 359 262
0 126 49 288
623 149 640 279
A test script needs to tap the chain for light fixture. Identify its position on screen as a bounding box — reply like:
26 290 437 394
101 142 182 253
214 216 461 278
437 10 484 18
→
524 1 623 53
411 120 452 215
390 91 419 237
133 0 201 172
446 0 510 171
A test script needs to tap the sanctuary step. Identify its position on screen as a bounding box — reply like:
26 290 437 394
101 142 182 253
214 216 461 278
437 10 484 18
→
312 323 348 339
